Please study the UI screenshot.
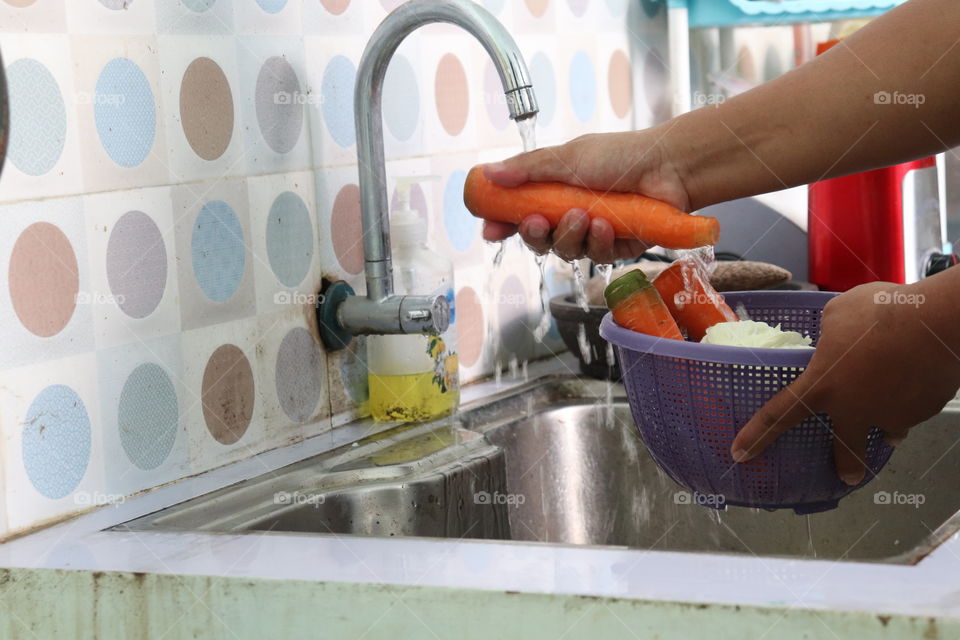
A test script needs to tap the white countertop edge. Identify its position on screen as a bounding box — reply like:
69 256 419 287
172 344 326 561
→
1 354 958 620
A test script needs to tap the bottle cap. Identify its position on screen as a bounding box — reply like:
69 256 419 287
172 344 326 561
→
392 175 439 247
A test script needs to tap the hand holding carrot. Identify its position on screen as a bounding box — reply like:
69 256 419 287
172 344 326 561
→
478 132 693 262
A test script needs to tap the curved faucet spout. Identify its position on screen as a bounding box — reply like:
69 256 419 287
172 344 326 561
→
320 0 539 349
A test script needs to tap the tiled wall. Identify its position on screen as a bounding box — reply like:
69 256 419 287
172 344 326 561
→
0 0 665 537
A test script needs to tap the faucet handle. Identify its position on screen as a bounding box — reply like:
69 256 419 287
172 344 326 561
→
400 294 450 335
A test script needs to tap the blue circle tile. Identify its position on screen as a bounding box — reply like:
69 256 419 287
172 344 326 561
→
191 200 246 302
256 0 287 13
22 385 91 499
95 58 156 169
183 0 216 11
118 363 179 471
267 191 314 288
529 52 556 127
321 55 357 148
481 0 505 14
443 170 475 252
383 54 419 142
569 51 596 123
5 58 66 176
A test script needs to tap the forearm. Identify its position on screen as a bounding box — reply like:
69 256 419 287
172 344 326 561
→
658 0 960 210
912 267 960 359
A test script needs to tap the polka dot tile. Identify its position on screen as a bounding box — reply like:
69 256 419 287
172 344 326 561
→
529 52 556 126
322 0 350 14
275 327 323 423
482 59 509 131
321 55 356 148
266 191 314 287
382 54 419 142
9 222 79 338
106 210 167 319
330 183 363 275
569 50 596 123
191 200 246 302
608 49 632 119
94 58 156 168
183 0 216 11
118 363 179 470
456 286 484 367
22 385 91 499
434 53 469 136
202 344 254 445
443 170 475 252
180 57 234 161
5 58 66 176
256 0 287 13
255 56 304 154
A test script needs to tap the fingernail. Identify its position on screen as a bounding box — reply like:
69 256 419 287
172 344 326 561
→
569 213 587 232
731 448 749 462
590 218 604 237
841 471 864 486
483 162 508 175
528 223 547 240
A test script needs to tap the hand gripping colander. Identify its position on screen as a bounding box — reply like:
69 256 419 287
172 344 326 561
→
599 290 894 514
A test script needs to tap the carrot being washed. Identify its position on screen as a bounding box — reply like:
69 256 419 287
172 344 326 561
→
604 270 683 340
652 260 738 342
462 165 719 249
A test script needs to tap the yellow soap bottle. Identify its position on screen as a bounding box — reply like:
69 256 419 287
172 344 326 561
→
367 177 459 422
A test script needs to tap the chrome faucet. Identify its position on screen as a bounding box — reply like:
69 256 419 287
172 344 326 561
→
317 0 539 350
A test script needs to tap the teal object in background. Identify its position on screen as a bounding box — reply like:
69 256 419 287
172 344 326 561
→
664 0 906 28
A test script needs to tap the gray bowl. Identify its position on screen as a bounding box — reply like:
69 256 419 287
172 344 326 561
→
549 295 620 380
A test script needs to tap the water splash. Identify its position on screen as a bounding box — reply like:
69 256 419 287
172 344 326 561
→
532 254 553 343
576 323 592 365
571 261 590 313
517 115 537 152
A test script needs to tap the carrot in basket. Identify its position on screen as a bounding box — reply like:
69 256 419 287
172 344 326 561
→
604 270 684 340
462 166 720 250
652 261 738 342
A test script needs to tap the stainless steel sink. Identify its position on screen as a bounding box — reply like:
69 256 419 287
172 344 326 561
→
117 377 960 564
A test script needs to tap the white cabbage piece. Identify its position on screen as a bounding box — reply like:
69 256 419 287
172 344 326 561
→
700 320 814 349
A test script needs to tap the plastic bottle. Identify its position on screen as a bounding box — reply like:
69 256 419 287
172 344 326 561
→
367 177 459 422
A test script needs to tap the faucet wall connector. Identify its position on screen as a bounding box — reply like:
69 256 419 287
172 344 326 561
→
317 0 539 350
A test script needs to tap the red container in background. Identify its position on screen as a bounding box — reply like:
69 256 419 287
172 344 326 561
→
808 157 942 291
808 39 948 291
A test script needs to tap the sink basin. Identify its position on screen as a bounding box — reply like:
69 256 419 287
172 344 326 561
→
117 377 960 564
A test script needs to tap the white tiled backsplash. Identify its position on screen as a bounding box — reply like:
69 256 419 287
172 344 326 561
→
0 0 668 537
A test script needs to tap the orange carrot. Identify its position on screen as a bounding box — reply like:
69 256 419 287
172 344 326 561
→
604 270 684 340
652 261 738 342
463 166 719 249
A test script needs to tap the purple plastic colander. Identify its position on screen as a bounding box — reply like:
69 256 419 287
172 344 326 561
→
599 290 894 515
